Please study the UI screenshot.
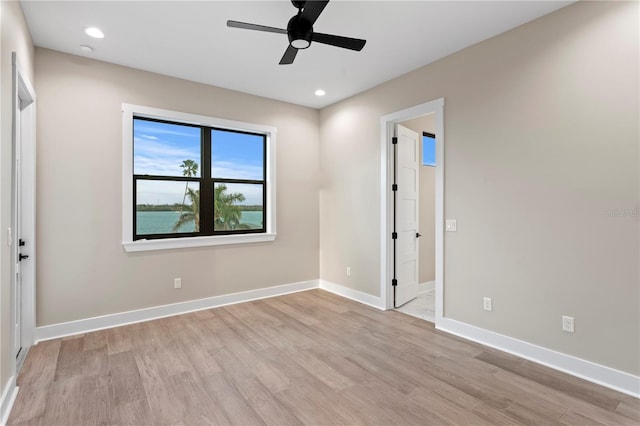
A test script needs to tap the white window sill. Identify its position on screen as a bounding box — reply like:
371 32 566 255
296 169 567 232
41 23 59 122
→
123 233 277 252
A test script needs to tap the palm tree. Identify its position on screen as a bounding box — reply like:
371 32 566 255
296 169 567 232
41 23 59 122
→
178 159 198 215
214 184 245 230
173 187 200 232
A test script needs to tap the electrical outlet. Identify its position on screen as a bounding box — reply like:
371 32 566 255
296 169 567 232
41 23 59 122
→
562 316 575 333
174 278 182 289
346 267 351 277
483 297 492 312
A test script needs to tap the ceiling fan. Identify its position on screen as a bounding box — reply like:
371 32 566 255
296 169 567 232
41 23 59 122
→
227 0 367 65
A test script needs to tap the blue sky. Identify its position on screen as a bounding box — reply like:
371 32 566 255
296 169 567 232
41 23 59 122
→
422 134 436 167
134 119 264 205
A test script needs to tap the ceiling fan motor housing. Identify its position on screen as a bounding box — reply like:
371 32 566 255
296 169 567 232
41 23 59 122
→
227 0 366 64
287 14 312 49
291 0 306 9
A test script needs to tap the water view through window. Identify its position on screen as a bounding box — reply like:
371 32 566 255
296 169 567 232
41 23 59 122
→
133 118 266 238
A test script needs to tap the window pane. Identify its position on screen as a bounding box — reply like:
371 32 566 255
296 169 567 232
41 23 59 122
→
214 183 264 231
422 134 436 167
212 129 264 180
134 118 201 177
136 180 200 235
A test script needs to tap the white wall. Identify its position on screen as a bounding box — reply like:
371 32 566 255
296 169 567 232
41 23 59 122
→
34 48 320 326
319 1 639 375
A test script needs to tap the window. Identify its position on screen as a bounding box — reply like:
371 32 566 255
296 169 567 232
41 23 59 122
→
122 105 276 252
422 132 436 167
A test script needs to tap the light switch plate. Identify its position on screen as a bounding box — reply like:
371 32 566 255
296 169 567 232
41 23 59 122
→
445 220 457 231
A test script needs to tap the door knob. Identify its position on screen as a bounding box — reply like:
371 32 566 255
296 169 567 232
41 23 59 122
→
19 253 29 261
416 233 422 238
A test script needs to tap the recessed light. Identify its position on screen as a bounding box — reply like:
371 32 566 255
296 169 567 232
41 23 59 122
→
315 89 326 97
79 45 94 53
85 27 104 39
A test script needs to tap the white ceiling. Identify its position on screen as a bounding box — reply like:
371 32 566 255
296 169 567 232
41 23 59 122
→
20 1 572 109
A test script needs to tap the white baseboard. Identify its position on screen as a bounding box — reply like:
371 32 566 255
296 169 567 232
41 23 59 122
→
438 317 640 398
0 376 17 426
35 279 319 342
418 280 435 292
319 279 385 310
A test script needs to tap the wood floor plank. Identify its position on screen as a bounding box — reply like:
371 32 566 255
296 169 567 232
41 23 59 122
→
559 410 609 426
281 347 354 391
106 324 133 355
201 372 266 426
82 329 108 352
216 307 272 351
15 339 60 387
109 399 153 426
229 375 302 426
407 386 494 426
263 296 320 326
4 384 49 425
81 345 110 378
471 401 535 425
274 385 354 426
478 349 627 413
8 289 637 426
616 399 640 421
134 348 186 425
492 368 637 425
167 371 231 425
107 351 147 410
53 338 84 381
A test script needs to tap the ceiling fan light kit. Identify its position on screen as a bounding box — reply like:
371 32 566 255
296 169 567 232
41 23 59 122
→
227 0 366 65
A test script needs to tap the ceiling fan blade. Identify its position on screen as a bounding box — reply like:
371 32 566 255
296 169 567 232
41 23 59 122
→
279 45 298 65
227 20 287 35
312 32 366 51
301 0 329 26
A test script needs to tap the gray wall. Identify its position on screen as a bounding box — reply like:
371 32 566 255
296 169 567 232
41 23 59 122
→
319 1 639 375
0 0 34 402
35 48 320 326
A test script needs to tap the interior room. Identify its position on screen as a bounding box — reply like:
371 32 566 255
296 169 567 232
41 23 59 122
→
1 0 638 424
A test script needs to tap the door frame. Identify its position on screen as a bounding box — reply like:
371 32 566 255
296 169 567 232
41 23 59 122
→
11 52 37 370
380 98 444 324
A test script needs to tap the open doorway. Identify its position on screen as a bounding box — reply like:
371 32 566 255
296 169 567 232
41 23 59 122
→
379 98 444 326
394 116 437 321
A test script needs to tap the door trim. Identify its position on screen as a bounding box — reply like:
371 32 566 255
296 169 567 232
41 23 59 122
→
380 98 444 324
11 52 36 370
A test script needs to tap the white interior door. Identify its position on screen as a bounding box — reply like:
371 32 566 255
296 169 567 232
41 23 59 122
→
13 95 24 359
12 52 36 369
394 124 420 307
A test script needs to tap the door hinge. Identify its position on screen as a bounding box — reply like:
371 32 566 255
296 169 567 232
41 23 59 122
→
392 184 398 191
392 232 398 240
392 137 398 145
392 279 398 287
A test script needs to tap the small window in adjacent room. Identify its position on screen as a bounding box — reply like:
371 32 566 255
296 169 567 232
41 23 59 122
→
122 104 277 252
422 132 436 167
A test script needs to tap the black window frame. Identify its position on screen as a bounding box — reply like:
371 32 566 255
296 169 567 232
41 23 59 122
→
133 116 267 241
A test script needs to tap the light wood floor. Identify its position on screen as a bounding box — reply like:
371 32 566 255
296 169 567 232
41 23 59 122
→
8 289 639 425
